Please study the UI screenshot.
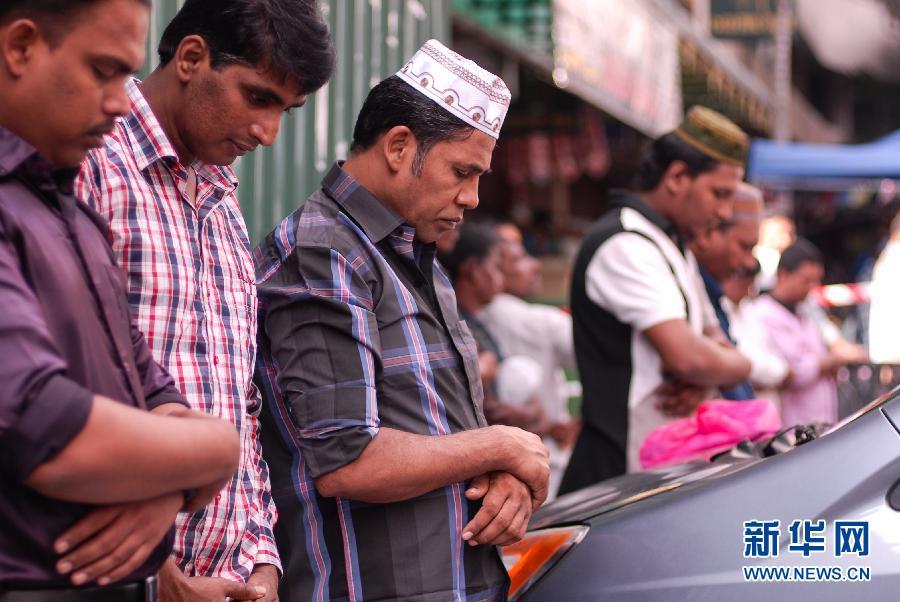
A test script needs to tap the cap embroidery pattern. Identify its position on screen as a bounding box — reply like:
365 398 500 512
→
396 39 511 139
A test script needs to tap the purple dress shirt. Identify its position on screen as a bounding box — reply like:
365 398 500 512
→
0 127 186 587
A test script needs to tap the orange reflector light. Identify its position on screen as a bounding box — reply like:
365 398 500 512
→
500 525 589 600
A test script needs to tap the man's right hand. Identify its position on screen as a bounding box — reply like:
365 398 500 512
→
158 558 268 602
493 426 550 509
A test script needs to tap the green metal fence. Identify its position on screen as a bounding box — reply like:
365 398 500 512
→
145 0 450 242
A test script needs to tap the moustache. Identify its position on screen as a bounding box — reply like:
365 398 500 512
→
87 122 116 137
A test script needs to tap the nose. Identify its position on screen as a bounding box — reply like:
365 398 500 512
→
249 111 282 147
102 79 131 118
457 178 480 210
743 255 757 272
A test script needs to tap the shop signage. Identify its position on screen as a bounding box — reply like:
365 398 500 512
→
711 0 780 39
552 0 682 136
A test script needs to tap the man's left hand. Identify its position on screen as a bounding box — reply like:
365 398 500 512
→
461 472 533 547
248 564 280 602
53 491 183 586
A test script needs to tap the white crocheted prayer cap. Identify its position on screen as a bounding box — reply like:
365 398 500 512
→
396 39 511 139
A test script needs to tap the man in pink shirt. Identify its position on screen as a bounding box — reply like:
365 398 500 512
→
754 239 852 426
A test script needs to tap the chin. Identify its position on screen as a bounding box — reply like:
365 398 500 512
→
211 154 239 167
417 229 439 244
56 149 90 170
196 148 238 167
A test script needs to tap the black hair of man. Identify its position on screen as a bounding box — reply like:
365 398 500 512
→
157 0 335 95
351 75 474 176
633 132 721 191
778 238 824 273
0 0 150 46
439 223 500 282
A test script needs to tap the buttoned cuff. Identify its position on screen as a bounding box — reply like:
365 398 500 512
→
254 538 283 575
10 373 93 481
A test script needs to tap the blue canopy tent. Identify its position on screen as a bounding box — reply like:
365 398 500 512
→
747 130 900 189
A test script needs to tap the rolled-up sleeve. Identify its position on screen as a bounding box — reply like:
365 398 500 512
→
0 223 93 481
262 244 381 478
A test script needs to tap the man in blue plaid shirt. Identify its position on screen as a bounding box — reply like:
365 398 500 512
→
254 40 550 601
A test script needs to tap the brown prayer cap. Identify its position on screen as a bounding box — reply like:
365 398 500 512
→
671 106 749 167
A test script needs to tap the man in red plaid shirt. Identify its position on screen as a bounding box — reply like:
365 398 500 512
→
75 1 333 599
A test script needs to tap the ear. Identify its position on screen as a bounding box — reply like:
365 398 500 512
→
662 160 690 198
172 35 210 83
1 19 42 78
692 226 711 250
380 125 416 174
459 257 480 281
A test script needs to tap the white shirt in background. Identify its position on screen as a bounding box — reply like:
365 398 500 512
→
869 240 900 363
480 292 576 499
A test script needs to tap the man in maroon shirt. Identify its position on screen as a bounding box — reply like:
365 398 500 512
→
0 1 243 599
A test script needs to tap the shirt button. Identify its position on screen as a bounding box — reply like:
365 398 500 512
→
216 493 222 501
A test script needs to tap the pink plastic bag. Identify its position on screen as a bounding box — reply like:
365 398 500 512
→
639 399 782 469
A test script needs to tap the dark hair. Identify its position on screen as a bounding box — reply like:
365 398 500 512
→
439 223 500 281
157 0 334 95
0 0 150 45
778 238 824 273
351 76 474 175
634 132 721 191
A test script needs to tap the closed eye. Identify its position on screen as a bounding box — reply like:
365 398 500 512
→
454 165 491 179
249 93 268 107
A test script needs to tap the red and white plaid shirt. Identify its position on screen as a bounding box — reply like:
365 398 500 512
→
75 79 280 580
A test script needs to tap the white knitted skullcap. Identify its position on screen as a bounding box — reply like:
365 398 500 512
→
396 39 511 139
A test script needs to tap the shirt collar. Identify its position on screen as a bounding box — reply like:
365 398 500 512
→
609 188 680 244
321 162 405 244
0 126 40 177
700 265 724 301
0 126 78 193
122 78 237 191
769 292 799 315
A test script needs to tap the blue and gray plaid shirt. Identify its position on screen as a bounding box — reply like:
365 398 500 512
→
253 163 508 601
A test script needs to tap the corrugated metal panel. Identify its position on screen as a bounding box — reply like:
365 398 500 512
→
144 0 450 242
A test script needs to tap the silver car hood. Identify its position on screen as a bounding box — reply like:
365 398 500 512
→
530 455 757 529
532 387 900 530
